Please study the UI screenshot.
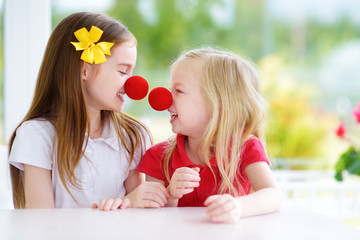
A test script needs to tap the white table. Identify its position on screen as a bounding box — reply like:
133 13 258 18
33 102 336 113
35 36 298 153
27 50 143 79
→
0 207 358 240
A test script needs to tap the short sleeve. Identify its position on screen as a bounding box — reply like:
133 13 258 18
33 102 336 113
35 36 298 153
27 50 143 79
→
239 137 269 179
9 120 55 171
137 142 168 181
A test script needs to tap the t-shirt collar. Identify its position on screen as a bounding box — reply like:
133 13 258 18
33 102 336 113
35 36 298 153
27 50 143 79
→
172 134 217 169
86 119 120 151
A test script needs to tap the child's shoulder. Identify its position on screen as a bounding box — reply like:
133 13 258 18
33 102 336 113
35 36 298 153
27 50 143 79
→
241 136 265 154
18 118 54 133
244 136 263 146
240 136 268 163
139 138 173 164
14 118 56 148
146 136 177 155
148 139 172 152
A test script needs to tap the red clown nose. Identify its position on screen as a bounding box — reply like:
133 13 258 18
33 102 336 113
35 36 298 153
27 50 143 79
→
124 76 149 100
148 87 173 111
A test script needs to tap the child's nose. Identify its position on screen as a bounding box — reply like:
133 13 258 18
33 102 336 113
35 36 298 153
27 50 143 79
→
124 76 149 100
148 87 173 111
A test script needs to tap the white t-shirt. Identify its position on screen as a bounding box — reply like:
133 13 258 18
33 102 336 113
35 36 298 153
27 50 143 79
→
9 118 151 208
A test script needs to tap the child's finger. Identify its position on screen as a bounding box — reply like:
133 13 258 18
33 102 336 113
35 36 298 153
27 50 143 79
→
212 207 240 223
204 195 220 206
91 203 98 209
98 198 107 210
206 199 233 217
103 198 115 211
144 185 168 204
176 173 201 182
179 188 195 196
164 187 171 198
206 196 230 212
142 182 170 199
176 167 200 176
144 191 167 206
142 199 162 208
191 167 200 172
171 186 196 199
151 182 171 198
120 198 131 209
175 180 200 189
209 211 233 223
111 198 123 210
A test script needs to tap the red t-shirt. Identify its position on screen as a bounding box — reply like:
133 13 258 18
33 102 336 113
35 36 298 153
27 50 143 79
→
137 134 269 207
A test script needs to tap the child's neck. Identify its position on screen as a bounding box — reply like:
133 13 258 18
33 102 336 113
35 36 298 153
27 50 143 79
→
88 110 102 139
184 136 206 167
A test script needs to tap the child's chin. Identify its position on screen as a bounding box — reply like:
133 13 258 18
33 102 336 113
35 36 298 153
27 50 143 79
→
110 105 123 113
171 128 180 135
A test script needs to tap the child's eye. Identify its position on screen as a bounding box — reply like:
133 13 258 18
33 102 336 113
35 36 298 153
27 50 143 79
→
170 88 184 95
119 71 127 75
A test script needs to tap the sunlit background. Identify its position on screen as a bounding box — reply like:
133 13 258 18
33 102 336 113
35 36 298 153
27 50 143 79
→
0 0 360 228
46 0 360 169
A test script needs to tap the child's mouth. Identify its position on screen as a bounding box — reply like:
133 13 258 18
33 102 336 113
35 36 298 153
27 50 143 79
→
116 92 125 101
170 113 178 123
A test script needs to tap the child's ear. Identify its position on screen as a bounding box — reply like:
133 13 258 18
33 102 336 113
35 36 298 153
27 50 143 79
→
81 62 92 81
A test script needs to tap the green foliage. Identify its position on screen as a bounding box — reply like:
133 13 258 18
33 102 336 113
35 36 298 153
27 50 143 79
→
334 103 360 180
335 146 360 181
107 0 266 70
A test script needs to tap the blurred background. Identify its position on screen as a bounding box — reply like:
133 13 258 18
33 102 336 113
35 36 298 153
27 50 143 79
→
0 0 360 227
44 0 360 170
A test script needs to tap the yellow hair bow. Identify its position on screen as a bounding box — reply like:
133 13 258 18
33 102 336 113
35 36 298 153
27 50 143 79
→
71 26 115 64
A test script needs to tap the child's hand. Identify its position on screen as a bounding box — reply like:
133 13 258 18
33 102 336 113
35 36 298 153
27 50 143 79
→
125 181 170 208
92 197 130 211
204 194 242 223
167 167 201 199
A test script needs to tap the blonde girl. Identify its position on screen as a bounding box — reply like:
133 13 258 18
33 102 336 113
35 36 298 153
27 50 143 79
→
8 12 168 209
137 48 282 223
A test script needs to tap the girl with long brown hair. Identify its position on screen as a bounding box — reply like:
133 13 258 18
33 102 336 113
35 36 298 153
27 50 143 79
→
8 12 168 209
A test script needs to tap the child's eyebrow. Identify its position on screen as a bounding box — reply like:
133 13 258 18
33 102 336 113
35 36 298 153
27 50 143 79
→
171 82 185 88
117 63 134 68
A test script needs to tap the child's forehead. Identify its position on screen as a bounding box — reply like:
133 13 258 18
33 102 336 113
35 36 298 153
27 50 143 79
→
170 59 203 86
171 59 204 78
175 58 202 68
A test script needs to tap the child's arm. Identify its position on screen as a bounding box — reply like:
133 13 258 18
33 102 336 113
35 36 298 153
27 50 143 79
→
204 162 282 223
24 164 55 208
93 170 170 210
147 167 201 207
124 169 145 193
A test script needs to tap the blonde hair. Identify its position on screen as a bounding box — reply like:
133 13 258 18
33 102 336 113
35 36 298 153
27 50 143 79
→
164 47 267 196
8 12 152 208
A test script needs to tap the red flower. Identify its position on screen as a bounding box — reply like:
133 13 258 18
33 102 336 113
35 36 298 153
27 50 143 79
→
336 123 346 138
353 103 360 123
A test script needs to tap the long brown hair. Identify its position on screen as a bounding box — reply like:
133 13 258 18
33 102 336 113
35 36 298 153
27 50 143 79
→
163 48 267 196
8 12 151 208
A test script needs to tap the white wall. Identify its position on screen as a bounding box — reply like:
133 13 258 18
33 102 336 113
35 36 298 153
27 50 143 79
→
3 0 51 143
0 146 11 209
1 0 51 209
